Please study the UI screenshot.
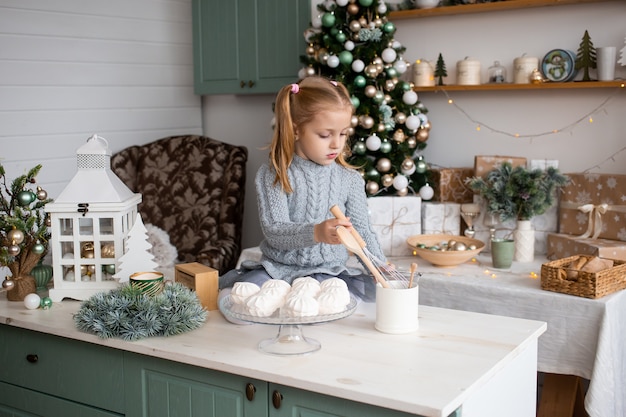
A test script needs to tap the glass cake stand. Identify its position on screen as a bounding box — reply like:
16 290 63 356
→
219 295 358 356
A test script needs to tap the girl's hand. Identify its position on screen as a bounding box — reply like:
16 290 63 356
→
314 218 352 245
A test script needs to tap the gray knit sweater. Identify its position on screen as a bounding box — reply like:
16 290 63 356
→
255 155 385 282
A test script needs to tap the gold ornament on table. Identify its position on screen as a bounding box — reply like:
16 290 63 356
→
1 164 52 301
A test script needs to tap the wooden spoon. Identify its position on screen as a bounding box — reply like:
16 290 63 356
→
336 226 389 288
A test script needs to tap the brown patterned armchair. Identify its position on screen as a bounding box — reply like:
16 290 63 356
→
111 135 247 274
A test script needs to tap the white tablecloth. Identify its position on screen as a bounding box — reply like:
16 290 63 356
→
236 248 626 417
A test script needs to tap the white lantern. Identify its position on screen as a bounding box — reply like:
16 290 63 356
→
46 135 141 302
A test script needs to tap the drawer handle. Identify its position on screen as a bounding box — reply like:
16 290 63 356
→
271 390 282 409
245 383 256 401
248 80 255 88
26 354 38 363
240 80 246 88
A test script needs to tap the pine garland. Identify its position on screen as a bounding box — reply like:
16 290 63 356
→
74 283 207 341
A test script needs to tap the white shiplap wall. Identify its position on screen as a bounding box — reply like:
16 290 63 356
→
0 0 202 198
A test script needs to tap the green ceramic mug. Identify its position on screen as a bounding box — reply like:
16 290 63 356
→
491 239 515 269
130 271 164 297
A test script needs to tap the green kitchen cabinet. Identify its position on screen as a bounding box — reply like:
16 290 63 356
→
192 0 310 95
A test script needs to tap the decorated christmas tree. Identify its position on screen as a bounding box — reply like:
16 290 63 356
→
299 0 433 198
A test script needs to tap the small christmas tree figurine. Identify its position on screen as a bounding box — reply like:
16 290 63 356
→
299 0 432 197
575 30 597 81
435 53 447 86
113 213 158 283
1 164 52 300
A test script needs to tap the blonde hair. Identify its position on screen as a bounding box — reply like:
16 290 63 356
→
269 76 354 193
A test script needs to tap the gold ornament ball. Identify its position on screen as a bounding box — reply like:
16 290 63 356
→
8 244 21 256
376 158 392 173
393 129 406 142
377 123 386 132
349 20 361 32
395 112 407 124
407 137 417 148
305 66 316 77
358 17 367 27
361 115 374 129
401 158 415 172
2 279 15 290
396 187 409 197
36 186 48 200
384 79 395 91
381 174 394 187
365 64 378 78
347 4 359 15
364 85 377 97
366 181 380 195
416 128 430 143
422 121 432 131
8 229 25 245
351 115 359 127
306 45 315 56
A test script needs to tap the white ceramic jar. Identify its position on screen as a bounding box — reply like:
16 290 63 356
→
513 55 539 84
456 57 481 85
413 59 435 87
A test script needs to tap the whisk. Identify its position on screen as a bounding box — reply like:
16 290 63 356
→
330 205 412 287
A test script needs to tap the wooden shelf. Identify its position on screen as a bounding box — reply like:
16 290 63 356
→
389 0 619 19
413 81 625 92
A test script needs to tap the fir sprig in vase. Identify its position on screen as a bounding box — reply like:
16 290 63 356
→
467 163 569 262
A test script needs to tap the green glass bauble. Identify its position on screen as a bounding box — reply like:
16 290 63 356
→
339 50 353 66
16 190 36 206
386 67 398 79
40 297 53 309
383 22 395 34
358 0 373 6
379 140 392 154
322 12 336 27
335 31 347 43
354 75 366 88
353 141 367 155
31 242 45 254
31 261 53 292
350 96 360 108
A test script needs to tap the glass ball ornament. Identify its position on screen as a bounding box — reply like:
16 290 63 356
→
350 96 360 108
366 181 380 195
364 85 377 97
381 48 397 63
354 75 366 88
402 90 418 105
418 113 429 125
24 293 41 310
103 264 116 275
395 112 407 124
17 190 36 206
336 31 347 43
349 20 361 32
365 134 381 151
352 59 365 73
381 174 394 187
394 59 408 74
373 91 385 104
8 244 21 256
339 50 353 65
405 115 421 131
306 45 315 56
416 156 428 173
366 167 381 181
419 184 435 201
327 55 340 68
40 297 53 310
377 123 387 133
401 158 416 175
400 81 412 91
396 187 409 197
416 128 430 143
422 120 432 131
305 66 316 77
36 186 48 200
344 40 355 51
298 67 308 79
7 228 25 244
376 158 392 173
393 174 409 191
322 12 336 27
351 115 359 127
31 241 45 255
360 115 374 129
379 140 392 153
2 278 15 291
365 64 378 78
358 0 373 7
407 137 418 148
384 79 396 91
377 2 387 13
347 3 359 14
393 129 406 142
353 141 367 155
383 21 395 34
386 67 398 79
312 14 322 29
336 0 349 5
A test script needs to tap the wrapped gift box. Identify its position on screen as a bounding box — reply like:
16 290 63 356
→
368 196 421 257
421 202 461 235
474 155 527 178
546 233 626 261
470 195 558 255
558 172 626 241
429 167 474 203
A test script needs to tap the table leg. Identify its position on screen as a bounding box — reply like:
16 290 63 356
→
537 373 588 417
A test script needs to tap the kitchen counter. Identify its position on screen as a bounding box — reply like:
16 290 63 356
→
0 294 545 417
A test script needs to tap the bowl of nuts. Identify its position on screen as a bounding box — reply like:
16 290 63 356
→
406 234 485 267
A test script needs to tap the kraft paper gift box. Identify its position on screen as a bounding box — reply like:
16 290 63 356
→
473 155 527 179
368 196 421 257
421 202 461 235
546 233 626 261
558 173 626 242
429 167 475 203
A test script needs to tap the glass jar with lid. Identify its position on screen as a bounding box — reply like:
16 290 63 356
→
488 60 507 83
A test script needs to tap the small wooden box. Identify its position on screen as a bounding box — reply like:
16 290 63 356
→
175 263 219 310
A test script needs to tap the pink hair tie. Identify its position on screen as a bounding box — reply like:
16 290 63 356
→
330 81 338 87
290 83 300 94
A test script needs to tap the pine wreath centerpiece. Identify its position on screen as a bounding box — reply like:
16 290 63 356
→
1 164 52 301
300 0 432 197
74 282 207 341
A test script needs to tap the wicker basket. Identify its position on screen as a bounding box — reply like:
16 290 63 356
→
541 255 626 299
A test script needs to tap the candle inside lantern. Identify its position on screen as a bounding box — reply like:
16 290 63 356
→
513 55 539 84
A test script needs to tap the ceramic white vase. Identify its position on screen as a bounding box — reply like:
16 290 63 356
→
514 220 535 262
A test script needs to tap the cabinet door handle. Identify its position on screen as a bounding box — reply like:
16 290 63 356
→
271 390 282 409
245 383 256 401
26 354 38 363
248 80 255 88
240 80 246 88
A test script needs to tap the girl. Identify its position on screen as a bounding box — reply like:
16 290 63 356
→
220 76 385 302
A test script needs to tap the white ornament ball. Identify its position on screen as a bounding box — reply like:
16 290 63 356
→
312 15 322 29
381 48 397 63
351 59 365 73
402 90 418 105
405 114 421 131
365 134 382 151
298 67 308 79
327 55 340 68
394 59 408 74
393 175 409 190
377 2 387 13
344 40 355 51
419 184 435 201
24 293 41 310
337 0 349 5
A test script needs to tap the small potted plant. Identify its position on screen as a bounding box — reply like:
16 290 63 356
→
467 162 569 263
1 164 52 301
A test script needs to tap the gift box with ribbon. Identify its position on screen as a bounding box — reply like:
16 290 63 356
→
368 196 422 257
429 167 474 203
421 202 461 235
546 233 626 261
558 173 626 241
